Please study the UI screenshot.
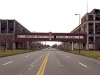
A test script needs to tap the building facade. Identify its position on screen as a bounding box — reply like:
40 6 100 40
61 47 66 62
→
71 9 100 50
0 19 31 49
1 9 100 50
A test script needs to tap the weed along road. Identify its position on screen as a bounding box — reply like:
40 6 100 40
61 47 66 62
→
0 48 100 75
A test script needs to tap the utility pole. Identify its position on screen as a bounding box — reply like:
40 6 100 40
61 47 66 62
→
75 14 81 54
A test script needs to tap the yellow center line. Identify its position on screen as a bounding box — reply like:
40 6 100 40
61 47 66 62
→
41 52 50 75
36 52 50 75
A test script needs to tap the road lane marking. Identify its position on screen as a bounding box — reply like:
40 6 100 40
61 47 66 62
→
57 60 60 63
55 57 65 67
57 62 64 67
37 52 50 75
57 60 64 67
3 61 13 65
29 65 35 70
66 56 69 58
29 53 45 70
36 52 50 75
30 54 44 66
79 62 87 67
25 55 29 57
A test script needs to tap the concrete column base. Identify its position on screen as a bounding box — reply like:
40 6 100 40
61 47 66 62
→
27 41 29 50
13 42 15 50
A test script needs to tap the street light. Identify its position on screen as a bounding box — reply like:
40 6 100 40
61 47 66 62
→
75 14 81 25
75 14 81 54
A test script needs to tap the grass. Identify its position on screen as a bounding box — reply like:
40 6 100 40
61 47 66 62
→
0 50 33 57
61 49 100 59
80 50 100 59
0 48 43 57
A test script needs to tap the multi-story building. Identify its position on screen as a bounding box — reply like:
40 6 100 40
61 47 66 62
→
71 9 100 50
1 9 100 50
0 19 31 49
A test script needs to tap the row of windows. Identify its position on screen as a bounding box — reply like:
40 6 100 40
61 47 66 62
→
88 23 100 34
0 20 30 33
1 28 14 33
79 23 100 34
80 23 100 30
88 14 100 21
88 23 100 28
81 14 100 23
0 27 28 33
0 20 14 26
89 37 100 42
89 29 100 34
0 20 14 33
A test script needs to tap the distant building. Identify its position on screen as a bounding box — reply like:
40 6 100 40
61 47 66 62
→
70 9 100 50
52 44 57 48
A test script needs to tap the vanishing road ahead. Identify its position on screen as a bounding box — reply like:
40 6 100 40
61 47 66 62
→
0 48 100 75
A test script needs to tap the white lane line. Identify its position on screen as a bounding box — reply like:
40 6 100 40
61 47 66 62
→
57 60 64 67
57 60 60 63
29 53 45 70
3 61 13 65
25 55 29 57
66 56 69 58
79 62 87 67
29 65 35 70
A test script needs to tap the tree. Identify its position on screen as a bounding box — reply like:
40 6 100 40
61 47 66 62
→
1 30 13 51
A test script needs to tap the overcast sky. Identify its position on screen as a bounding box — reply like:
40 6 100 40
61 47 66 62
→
0 0 99 46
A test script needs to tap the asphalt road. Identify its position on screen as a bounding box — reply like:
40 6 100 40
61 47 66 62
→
0 48 100 75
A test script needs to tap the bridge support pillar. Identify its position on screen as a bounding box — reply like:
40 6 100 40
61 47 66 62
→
86 43 89 50
71 42 73 51
13 42 15 50
27 41 29 50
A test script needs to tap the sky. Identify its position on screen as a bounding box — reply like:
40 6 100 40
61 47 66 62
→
0 0 100 46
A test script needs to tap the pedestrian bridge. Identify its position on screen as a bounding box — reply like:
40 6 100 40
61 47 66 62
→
15 32 87 43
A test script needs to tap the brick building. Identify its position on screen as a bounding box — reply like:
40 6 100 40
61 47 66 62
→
1 9 100 50
0 19 31 49
71 9 100 50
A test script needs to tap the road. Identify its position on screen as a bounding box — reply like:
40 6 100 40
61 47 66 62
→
0 48 100 75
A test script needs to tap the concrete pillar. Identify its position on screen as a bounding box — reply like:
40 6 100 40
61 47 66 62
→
75 43 78 49
93 22 95 35
71 42 73 51
27 41 29 50
94 36 95 50
86 43 88 50
86 22 89 50
6 42 8 50
80 43 82 49
14 19 15 33
13 42 15 50
64 42 65 49
70 42 71 50
0 20 1 33
94 22 95 50
7 20 8 33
